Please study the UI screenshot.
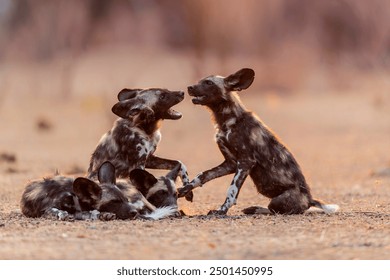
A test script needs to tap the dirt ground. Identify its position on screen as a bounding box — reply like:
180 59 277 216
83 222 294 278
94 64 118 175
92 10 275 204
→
0 49 390 260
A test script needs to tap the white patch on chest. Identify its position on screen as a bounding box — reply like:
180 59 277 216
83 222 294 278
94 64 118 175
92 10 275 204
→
215 117 236 142
224 118 236 140
136 142 151 157
135 129 161 158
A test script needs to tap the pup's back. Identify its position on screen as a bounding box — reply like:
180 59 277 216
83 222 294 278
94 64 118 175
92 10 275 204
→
21 176 78 218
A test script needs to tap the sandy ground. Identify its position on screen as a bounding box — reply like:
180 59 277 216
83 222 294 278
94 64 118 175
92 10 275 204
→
0 49 390 260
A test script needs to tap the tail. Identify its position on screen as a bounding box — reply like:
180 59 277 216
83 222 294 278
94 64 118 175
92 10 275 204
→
311 200 339 214
242 206 271 215
141 206 179 220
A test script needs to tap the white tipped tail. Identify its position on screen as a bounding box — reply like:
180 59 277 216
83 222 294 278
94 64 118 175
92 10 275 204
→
312 199 339 214
320 204 339 214
142 206 178 220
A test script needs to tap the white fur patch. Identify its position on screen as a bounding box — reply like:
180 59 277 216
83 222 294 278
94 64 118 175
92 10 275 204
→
223 169 242 208
225 118 236 140
153 130 162 144
90 210 101 220
191 176 202 188
225 118 236 127
143 206 178 220
321 204 339 214
50 208 69 220
130 200 144 211
136 143 150 158
136 131 159 159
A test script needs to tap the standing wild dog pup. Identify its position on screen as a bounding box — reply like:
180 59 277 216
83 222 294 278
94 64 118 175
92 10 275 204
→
21 162 180 220
88 88 191 197
178 68 339 215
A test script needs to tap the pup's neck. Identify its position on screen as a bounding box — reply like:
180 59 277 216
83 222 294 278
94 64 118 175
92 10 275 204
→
208 92 247 127
137 119 162 135
120 118 161 135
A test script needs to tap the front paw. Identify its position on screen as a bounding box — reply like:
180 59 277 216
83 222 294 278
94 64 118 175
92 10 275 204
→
98 212 116 221
177 184 193 198
207 209 227 216
184 191 194 202
58 212 74 221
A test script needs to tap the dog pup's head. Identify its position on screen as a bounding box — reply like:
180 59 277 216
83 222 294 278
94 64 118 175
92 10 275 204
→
73 161 138 219
187 68 255 106
112 88 184 123
130 164 180 209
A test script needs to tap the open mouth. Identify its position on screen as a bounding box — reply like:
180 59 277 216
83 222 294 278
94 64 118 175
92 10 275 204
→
191 95 206 104
164 108 182 120
188 91 206 105
162 92 184 120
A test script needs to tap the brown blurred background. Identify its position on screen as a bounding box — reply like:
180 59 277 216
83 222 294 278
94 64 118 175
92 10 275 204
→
1 0 390 98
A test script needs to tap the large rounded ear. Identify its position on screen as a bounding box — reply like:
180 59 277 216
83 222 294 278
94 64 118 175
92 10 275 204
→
73 178 102 206
112 102 155 122
98 161 116 184
224 68 255 91
129 169 158 197
117 88 142 101
112 100 136 118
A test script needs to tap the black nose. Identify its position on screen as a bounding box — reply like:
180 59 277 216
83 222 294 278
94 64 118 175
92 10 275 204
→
187 86 193 91
179 91 184 97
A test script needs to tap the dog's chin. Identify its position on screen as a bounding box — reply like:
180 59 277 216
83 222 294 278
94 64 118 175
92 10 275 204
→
163 108 182 120
191 96 206 105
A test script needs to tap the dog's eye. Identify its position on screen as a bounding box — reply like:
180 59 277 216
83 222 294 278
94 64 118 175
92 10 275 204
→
160 94 166 100
205 80 214 86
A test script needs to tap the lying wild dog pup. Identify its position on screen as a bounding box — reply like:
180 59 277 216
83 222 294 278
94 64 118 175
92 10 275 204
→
127 162 182 217
178 68 339 215
88 88 191 201
21 161 180 221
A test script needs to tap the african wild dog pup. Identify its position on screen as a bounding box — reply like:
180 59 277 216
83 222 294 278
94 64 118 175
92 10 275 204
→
129 162 181 214
88 88 192 201
21 161 180 221
178 68 339 215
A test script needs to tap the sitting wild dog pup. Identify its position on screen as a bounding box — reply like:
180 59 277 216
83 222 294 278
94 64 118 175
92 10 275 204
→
178 68 339 215
88 88 191 196
21 161 180 221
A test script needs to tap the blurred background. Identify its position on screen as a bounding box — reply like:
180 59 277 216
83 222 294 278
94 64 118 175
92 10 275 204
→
1 0 390 97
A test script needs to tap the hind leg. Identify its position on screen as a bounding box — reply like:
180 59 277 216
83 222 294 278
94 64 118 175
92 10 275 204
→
268 189 310 215
242 206 271 215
